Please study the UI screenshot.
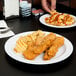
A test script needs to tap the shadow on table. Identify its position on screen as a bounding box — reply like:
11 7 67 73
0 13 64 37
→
5 53 73 74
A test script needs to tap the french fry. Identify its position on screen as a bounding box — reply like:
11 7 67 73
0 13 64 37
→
45 13 74 26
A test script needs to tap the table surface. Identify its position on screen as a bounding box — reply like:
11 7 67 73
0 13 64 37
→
0 4 76 76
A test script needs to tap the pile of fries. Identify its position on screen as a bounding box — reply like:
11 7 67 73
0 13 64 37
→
14 30 64 60
45 12 74 26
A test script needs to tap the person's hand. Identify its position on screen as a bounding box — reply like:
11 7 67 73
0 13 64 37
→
50 10 57 15
41 0 56 14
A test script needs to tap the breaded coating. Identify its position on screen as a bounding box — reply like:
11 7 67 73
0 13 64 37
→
43 37 64 60
14 30 45 53
23 33 56 60
14 30 64 60
29 30 45 44
33 33 56 54
23 45 39 60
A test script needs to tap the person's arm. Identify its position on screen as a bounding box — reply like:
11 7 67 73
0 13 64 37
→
41 0 56 14
41 0 51 13
51 0 56 10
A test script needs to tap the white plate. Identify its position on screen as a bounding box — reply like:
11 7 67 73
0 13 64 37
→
39 14 76 28
4 31 73 65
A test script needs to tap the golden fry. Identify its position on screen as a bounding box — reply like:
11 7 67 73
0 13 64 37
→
45 13 74 26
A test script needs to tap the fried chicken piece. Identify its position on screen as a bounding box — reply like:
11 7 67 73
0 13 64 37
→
33 33 56 54
43 37 64 60
22 45 38 60
23 33 56 60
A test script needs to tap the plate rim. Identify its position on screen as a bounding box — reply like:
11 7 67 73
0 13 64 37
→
39 14 76 28
4 31 73 65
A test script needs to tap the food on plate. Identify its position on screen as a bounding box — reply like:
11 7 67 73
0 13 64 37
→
45 13 75 26
23 33 56 60
43 37 64 60
50 10 57 15
14 30 45 53
14 36 28 53
14 30 64 60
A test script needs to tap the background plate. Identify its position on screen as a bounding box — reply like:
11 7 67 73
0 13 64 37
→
39 14 76 28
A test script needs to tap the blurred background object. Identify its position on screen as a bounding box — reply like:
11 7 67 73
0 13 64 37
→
71 0 76 8
0 0 76 20
0 0 3 19
57 0 76 9
32 0 76 9
19 0 32 17
3 0 19 19
57 0 71 7
0 0 3 12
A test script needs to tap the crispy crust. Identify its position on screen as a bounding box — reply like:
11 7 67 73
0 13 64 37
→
14 30 64 60
23 33 56 60
14 30 45 53
43 37 64 60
